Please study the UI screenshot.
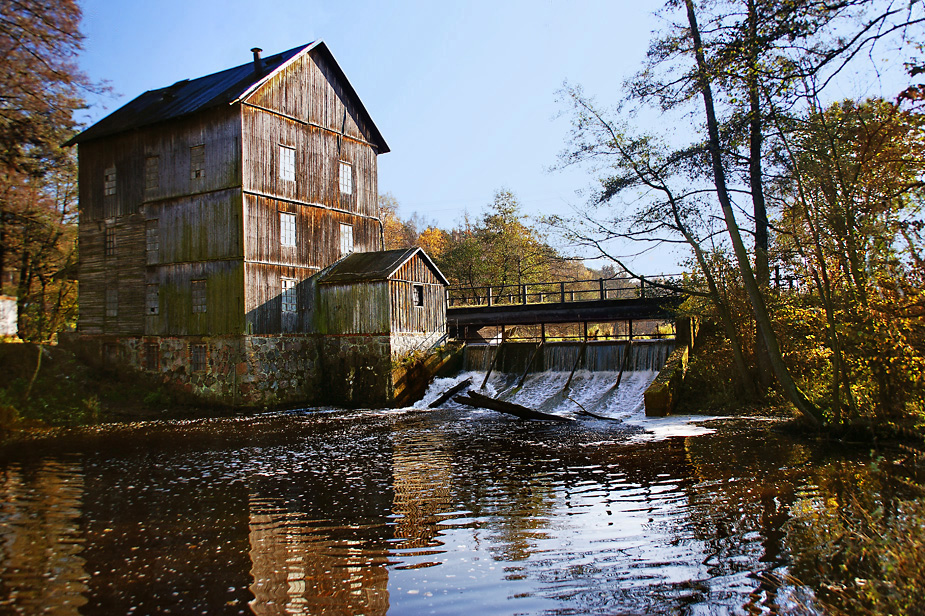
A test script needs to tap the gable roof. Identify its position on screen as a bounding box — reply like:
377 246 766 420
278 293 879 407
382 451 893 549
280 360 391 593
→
65 41 389 152
318 247 449 286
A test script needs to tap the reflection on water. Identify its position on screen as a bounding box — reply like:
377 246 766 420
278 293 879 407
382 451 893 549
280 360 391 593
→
0 459 88 615
0 406 874 615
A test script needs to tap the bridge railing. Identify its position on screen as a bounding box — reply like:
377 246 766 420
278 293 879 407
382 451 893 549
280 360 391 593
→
446 275 685 308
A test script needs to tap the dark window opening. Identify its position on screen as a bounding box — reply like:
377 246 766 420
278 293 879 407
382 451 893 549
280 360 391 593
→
413 284 424 307
145 343 159 371
190 343 208 373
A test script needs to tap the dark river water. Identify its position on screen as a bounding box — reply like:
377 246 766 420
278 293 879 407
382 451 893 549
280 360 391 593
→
0 378 877 615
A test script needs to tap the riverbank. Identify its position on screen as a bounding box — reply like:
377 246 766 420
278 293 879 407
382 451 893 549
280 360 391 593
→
0 342 239 438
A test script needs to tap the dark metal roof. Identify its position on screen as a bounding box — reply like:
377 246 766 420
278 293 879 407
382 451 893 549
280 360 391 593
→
318 247 449 285
65 42 389 152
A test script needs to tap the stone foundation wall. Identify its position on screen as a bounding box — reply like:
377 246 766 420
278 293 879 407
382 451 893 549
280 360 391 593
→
68 334 323 407
68 330 454 409
319 335 394 408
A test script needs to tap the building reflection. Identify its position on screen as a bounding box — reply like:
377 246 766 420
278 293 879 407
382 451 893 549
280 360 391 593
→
390 418 455 553
0 459 88 615
246 433 394 615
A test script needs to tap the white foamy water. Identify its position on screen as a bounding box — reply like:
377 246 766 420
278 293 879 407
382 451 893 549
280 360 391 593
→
414 367 716 441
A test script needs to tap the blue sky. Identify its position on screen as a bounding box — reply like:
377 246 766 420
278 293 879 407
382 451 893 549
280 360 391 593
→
76 0 912 274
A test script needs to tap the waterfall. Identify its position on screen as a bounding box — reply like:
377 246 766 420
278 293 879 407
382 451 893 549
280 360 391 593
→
424 340 676 420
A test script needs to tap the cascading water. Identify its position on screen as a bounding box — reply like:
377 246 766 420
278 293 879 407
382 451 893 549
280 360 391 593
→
417 340 675 421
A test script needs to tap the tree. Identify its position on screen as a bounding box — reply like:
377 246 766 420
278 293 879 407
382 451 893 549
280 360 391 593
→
554 0 924 425
774 98 925 422
0 0 97 339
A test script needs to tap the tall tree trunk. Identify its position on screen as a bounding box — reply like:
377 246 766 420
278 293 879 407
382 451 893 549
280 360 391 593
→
684 0 824 426
746 0 773 388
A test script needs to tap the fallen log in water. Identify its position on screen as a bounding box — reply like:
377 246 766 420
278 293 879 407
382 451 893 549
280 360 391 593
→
454 391 574 421
428 378 472 408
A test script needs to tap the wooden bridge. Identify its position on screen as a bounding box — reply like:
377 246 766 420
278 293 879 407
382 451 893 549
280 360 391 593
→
446 275 686 343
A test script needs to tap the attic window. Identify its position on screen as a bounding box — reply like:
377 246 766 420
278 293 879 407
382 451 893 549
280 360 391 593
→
104 166 117 196
339 161 353 194
413 284 424 308
279 145 295 182
190 145 205 180
339 224 354 256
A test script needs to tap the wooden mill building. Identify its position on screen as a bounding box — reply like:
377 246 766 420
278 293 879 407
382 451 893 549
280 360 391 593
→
65 42 447 406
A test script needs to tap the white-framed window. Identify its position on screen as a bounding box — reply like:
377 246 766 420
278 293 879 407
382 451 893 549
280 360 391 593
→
104 226 116 257
190 144 205 180
105 287 118 317
191 279 207 313
339 160 353 194
281 277 297 313
280 212 296 247
104 166 117 196
145 156 160 191
279 144 295 182
146 284 159 315
413 284 424 308
339 223 354 256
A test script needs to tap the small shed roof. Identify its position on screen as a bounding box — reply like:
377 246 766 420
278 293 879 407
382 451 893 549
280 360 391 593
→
318 248 449 286
66 41 389 152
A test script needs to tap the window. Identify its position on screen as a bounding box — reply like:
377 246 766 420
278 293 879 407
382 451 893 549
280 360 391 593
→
413 284 424 307
145 343 159 371
145 156 160 191
105 287 118 317
146 284 159 315
279 145 295 182
281 277 297 313
190 145 205 180
190 343 208 373
191 279 207 313
104 166 117 196
339 223 354 256
104 226 116 257
339 161 353 194
280 212 296 247
146 220 159 256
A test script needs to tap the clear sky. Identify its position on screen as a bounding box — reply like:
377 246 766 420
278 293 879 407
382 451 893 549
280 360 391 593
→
75 0 912 274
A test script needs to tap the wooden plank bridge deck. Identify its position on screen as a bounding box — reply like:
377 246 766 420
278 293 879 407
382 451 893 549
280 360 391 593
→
446 276 685 342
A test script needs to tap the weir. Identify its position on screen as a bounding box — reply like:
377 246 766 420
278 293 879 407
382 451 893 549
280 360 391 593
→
419 340 676 420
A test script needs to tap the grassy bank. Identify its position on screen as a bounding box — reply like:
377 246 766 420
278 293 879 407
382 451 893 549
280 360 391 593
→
0 342 230 437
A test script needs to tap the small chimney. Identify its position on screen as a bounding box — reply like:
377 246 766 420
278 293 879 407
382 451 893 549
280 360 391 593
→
251 47 263 77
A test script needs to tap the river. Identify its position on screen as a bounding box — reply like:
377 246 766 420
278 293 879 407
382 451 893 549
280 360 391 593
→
0 360 886 615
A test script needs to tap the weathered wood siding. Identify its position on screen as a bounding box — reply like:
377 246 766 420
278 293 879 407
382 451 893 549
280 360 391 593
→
316 282 390 335
77 213 146 335
77 107 242 221
145 261 244 336
243 263 316 335
389 282 446 334
245 48 381 152
77 107 245 336
389 255 446 334
241 107 378 219
239 48 382 336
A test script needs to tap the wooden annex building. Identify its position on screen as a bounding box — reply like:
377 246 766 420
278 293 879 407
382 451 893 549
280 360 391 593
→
65 42 447 407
